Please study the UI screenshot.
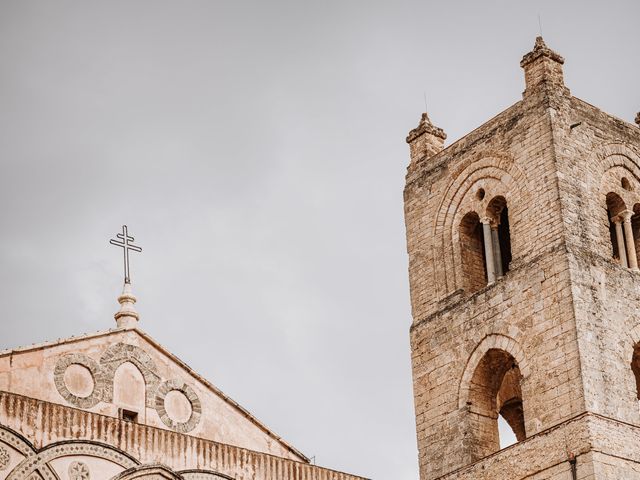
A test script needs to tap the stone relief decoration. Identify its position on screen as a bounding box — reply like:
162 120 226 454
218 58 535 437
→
0 428 231 480
155 380 202 433
112 464 180 480
99 343 161 408
68 461 90 480
52 343 202 432
54 354 102 408
6 441 137 480
0 445 10 470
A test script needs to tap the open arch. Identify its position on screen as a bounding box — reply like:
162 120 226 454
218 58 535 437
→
466 348 525 460
459 212 487 293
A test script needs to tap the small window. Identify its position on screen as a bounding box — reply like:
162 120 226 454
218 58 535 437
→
120 408 139 423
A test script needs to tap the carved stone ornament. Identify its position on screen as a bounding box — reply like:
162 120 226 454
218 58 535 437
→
0 445 10 470
155 380 202 433
54 354 101 408
68 461 90 480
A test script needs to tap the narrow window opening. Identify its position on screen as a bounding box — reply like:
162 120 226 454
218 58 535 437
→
120 408 139 423
632 204 640 264
607 207 620 260
486 196 512 277
631 344 640 400
606 192 628 265
622 177 632 191
498 206 512 273
460 212 487 293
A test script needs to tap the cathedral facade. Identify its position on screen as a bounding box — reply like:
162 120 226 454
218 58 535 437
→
404 38 640 479
0 282 365 480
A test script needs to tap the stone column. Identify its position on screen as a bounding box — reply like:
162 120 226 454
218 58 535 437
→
612 216 628 268
491 224 503 279
481 218 496 284
621 210 638 270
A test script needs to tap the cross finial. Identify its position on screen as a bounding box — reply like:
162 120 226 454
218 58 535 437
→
109 225 142 284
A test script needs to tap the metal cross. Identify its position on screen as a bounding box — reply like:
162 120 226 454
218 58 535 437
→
109 225 142 284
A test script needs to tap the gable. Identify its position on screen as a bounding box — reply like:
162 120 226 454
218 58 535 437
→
0 327 306 462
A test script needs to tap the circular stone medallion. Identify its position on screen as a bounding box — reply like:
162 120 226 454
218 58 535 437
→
154 380 202 433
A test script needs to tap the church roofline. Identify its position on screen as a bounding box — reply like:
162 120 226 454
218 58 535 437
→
407 93 640 185
0 326 310 463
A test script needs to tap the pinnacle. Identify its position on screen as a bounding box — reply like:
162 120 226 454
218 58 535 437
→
114 281 139 328
521 36 564 67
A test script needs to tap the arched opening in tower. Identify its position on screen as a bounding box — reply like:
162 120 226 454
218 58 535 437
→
486 196 512 276
459 212 487 293
467 348 525 460
631 344 640 400
606 192 627 263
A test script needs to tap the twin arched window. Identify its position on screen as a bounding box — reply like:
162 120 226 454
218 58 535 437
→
606 190 640 270
460 196 512 293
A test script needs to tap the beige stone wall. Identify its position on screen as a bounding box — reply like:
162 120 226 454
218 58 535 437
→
0 328 304 462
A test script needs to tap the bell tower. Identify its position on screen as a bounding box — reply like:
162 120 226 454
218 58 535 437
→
404 38 640 479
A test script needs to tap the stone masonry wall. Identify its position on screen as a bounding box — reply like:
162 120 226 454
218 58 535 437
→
405 78 587 478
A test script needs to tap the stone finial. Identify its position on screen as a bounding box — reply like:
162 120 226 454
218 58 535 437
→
635 112 640 127
406 112 447 166
114 282 139 328
520 36 566 97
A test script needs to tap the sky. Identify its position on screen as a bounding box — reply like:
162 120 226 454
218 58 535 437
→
1 1 639 479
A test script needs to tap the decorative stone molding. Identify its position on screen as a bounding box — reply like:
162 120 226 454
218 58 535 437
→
0 425 36 456
0 445 10 470
155 380 202 433
112 465 180 480
68 461 90 480
180 471 234 480
51 344 202 434
99 343 161 408
54 354 102 408
7 441 138 480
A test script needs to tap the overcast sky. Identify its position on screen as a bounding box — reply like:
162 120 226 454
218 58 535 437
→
1 1 639 479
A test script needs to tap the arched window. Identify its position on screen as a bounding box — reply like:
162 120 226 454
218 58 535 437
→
486 196 512 276
467 349 525 460
606 193 638 269
632 204 640 264
459 212 487 293
632 344 640 400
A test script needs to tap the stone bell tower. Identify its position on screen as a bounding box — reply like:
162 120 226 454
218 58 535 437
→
404 38 640 479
